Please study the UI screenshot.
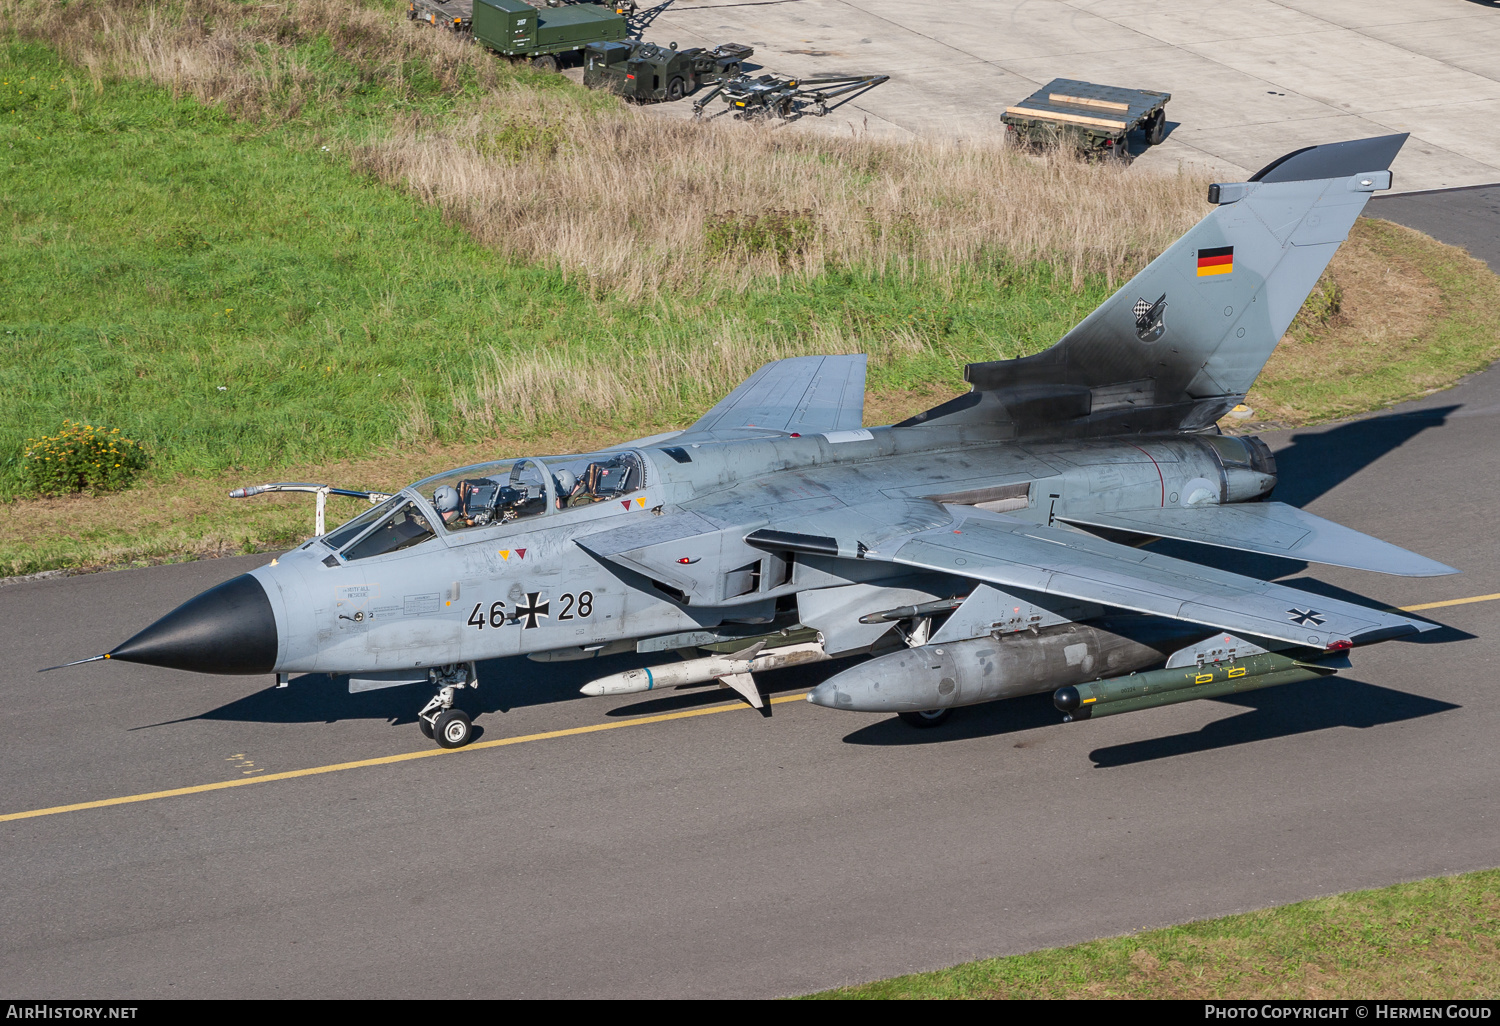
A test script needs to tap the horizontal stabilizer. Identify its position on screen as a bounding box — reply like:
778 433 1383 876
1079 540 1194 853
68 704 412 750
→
1058 503 1457 577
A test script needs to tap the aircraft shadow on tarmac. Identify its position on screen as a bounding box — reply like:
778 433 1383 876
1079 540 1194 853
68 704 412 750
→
841 678 1460 767
153 650 853 730
1263 404 1456 508
1084 678 1460 768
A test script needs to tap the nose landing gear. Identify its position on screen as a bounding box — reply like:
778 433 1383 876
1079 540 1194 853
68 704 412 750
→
417 662 478 748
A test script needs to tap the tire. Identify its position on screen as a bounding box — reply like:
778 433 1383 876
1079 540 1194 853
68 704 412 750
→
898 709 952 729
532 54 559 73
667 77 686 102
418 715 435 740
1146 110 1165 146
433 708 473 748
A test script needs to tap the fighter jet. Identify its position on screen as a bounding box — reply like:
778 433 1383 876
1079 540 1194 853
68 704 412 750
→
51 133 1456 749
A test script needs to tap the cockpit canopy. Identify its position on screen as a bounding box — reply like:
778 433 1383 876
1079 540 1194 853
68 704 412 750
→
412 450 646 533
320 450 646 559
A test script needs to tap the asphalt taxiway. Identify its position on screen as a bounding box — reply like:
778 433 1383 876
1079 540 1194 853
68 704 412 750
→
3 350 1497 997
3 189 1498 997
640 0 1500 191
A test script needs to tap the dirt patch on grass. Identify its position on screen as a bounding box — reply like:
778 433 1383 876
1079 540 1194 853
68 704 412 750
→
1240 218 1500 426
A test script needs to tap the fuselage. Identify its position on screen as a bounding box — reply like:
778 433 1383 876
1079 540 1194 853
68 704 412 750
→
248 422 1275 677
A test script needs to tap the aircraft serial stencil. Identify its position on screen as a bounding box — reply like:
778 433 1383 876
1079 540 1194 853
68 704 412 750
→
48 134 1455 748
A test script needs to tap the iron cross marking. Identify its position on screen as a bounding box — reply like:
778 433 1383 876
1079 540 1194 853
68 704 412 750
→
516 592 550 629
1287 608 1326 627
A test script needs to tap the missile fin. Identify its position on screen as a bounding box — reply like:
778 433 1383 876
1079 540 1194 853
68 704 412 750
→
727 640 768 661
717 671 766 712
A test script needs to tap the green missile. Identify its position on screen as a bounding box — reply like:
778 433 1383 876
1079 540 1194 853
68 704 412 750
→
1053 650 1341 721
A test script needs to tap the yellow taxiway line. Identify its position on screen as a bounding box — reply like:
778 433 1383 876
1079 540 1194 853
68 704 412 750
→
1397 592 1500 613
4 590 1497 826
0 693 809 824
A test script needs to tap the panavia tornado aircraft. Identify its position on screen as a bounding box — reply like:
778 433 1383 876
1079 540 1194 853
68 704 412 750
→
51 133 1456 749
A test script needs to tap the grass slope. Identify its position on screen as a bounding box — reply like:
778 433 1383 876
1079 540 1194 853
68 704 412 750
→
0 39 1100 496
3 21 1500 576
807 869 1500 999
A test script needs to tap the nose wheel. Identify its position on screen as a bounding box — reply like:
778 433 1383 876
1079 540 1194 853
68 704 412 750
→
433 708 473 748
417 662 478 748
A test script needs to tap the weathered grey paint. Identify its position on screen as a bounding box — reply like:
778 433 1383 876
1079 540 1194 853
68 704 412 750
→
95 135 1457 740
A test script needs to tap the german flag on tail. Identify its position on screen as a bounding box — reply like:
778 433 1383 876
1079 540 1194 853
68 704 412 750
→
1197 246 1233 276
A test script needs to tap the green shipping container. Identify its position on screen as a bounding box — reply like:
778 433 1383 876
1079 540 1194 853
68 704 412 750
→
472 0 627 58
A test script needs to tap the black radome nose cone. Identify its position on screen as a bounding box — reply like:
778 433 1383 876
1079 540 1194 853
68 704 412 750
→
109 573 277 675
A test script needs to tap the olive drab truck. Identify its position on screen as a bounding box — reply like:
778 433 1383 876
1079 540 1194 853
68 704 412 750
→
472 0 627 70
583 40 753 102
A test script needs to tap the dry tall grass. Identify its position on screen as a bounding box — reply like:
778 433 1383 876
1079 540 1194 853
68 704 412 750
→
453 321 935 432
3 0 1212 295
1 0 490 120
356 99 1211 296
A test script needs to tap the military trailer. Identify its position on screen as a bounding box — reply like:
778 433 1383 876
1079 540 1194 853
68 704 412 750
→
1002 78 1170 157
583 40 753 102
471 0 628 70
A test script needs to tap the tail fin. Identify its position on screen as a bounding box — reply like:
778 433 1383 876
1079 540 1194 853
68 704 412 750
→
931 134 1406 434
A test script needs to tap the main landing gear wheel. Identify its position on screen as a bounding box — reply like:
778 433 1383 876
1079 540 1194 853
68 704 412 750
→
899 708 952 728
434 708 473 748
418 716 435 740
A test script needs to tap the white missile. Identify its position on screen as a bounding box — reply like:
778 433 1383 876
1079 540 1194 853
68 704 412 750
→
580 641 830 706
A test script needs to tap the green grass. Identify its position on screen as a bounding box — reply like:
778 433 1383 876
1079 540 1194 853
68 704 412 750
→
807 869 1500 999
4 17 1500 575
0 37 1101 500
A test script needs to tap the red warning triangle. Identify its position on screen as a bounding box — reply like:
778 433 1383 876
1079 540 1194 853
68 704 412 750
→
516 548 526 559
621 500 631 509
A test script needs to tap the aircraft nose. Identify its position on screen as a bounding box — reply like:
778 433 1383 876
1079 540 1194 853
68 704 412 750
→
108 573 278 675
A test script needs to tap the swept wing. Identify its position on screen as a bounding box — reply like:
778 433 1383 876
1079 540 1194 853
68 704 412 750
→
1057 502 1455 577
748 502 1433 649
673 354 867 440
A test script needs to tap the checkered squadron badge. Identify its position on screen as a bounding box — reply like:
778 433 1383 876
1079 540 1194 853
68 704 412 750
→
1287 608 1326 627
1133 293 1167 343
